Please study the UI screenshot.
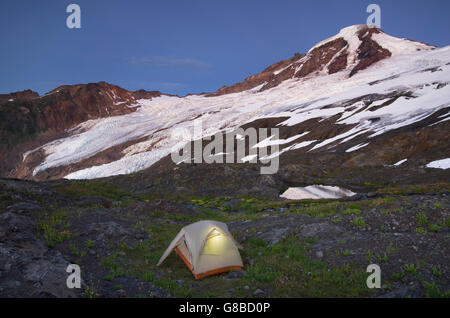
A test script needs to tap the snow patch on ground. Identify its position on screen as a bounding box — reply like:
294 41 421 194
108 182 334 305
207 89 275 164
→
252 132 308 148
280 185 356 200
241 154 258 163
426 158 450 169
393 159 408 166
371 32 434 56
345 143 370 153
291 140 317 150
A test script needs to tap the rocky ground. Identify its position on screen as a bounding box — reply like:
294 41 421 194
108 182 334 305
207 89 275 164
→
0 175 449 298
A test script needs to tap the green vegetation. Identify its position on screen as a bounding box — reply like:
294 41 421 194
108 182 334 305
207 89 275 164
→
292 202 339 218
353 217 366 228
239 236 369 297
339 249 352 257
52 180 132 201
386 243 399 254
84 285 99 298
69 244 86 257
377 253 388 263
0 100 41 149
415 227 427 234
367 196 396 208
36 211 72 248
404 264 417 275
416 212 429 225
392 270 405 281
428 224 441 233
101 227 370 297
342 208 361 215
432 267 442 277
141 272 154 283
378 183 450 195
423 281 450 298
101 252 127 281
85 240 95 249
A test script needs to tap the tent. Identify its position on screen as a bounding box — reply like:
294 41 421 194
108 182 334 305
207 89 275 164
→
157 220 243 279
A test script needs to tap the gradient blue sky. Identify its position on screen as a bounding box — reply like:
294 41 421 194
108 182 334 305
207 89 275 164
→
1 0 449 96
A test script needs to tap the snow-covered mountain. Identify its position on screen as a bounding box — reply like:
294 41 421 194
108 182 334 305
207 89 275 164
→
1 24 449 180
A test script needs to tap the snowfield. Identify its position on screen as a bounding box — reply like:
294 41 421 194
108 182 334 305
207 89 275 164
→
280 185 356 200
426 158 450 170
393 159 408 166
27 26 450 179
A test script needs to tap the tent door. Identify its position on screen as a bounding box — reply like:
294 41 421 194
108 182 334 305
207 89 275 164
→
175 240 194 270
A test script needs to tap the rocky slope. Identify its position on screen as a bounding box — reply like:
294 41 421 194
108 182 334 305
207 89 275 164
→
1 178 449 298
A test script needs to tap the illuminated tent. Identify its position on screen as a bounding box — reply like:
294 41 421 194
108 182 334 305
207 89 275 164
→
157 220 243 279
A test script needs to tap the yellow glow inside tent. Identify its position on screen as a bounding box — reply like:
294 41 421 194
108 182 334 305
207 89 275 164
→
202 229 228 255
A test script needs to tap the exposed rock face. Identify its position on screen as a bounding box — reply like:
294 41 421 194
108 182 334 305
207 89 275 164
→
349 27 391 77
132 89 163 100
297 38 349 77
0 82 138 148
206 53 306 96
0 83 165 145
0 211 79 297
0 83 164 178
0 89 39 104
0 179 174 298
45 82 138 119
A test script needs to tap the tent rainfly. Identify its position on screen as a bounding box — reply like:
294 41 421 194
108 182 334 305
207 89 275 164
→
157 220 243 279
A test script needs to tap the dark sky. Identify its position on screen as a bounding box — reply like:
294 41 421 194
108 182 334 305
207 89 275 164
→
1 0 449 96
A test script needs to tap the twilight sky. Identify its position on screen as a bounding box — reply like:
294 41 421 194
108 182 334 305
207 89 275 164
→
1 0 449 96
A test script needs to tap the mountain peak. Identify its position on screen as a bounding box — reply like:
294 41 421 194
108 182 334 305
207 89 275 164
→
308 24 374 53
310 24 434 56
209 25 436 96
294 23 435 78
